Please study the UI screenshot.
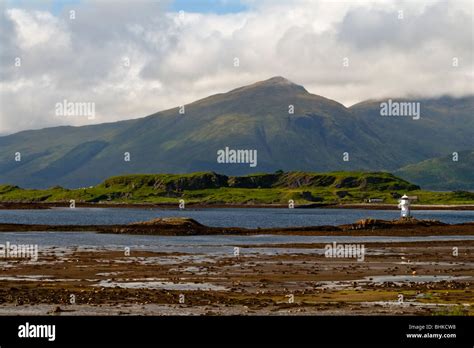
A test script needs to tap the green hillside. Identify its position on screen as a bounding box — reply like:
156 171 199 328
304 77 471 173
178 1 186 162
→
396 150 474 190
1 171 473 205
0 77 472 189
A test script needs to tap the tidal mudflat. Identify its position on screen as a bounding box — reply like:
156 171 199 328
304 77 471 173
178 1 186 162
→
0 228 472 315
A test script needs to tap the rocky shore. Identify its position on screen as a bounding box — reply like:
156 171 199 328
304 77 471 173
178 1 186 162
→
0 240 472 316
1 217 473 236
1 217 472 316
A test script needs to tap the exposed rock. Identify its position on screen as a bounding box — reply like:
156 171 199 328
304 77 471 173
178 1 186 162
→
130 217 204 227
335 177 359 189
228 174 278 188
350 217 446 230
300 191 323 202
336 191 351 198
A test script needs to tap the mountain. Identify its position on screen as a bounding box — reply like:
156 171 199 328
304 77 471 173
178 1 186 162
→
396 150 474 191
0 76 473 188
349 96 474 166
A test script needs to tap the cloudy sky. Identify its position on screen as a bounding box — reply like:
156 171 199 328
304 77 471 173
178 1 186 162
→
0 0 472 134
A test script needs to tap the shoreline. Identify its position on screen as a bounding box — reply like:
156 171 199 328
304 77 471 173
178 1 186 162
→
1 218 473 236
1 201 474 210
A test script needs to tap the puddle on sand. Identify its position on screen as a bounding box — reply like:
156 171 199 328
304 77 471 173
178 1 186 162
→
398 261 473 266
109 255 219 265
95 279 228 291
309 274 473 290
360 275 471 283
0 275 48 281
363 301 469 308
0 275 99 282
96 272 122 277
168 266 217 275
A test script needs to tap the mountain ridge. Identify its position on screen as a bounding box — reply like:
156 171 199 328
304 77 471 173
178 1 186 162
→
0 76 473 189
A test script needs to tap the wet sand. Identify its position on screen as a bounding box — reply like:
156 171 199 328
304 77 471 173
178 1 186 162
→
1 218 472 315
0 238 472 316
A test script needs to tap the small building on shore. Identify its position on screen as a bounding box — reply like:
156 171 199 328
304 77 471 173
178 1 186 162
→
365 198 384 203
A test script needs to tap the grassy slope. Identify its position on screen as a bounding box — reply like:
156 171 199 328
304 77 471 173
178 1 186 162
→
1 171 473 205
396 150 474 191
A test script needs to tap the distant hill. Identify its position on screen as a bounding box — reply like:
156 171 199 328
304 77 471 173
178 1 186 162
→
396 150 474 191
2 171 473 205
348 96 474 167
0 170 438 205
0 76 472 188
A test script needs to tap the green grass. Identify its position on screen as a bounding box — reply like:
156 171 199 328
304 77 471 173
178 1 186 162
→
433 305 470 316
0 171 472 205
396 150 474 191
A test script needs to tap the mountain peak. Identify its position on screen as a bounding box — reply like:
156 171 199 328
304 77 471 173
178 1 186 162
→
256 76 304 89
261 76 294 85
229 76 308 95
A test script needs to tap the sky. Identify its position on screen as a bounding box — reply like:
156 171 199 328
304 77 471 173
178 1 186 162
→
0 0 473 134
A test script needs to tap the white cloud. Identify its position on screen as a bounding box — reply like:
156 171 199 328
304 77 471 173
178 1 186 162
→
0 0 472 134
6 9 70 49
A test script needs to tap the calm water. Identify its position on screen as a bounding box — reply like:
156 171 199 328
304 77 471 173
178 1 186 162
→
0 207 473 228
1 208 473 253
1 232 474 255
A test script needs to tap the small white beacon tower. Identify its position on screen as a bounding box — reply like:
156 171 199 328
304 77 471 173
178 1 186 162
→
398 194 411 218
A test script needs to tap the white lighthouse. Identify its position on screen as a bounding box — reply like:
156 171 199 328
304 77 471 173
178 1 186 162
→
398 194 411 218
